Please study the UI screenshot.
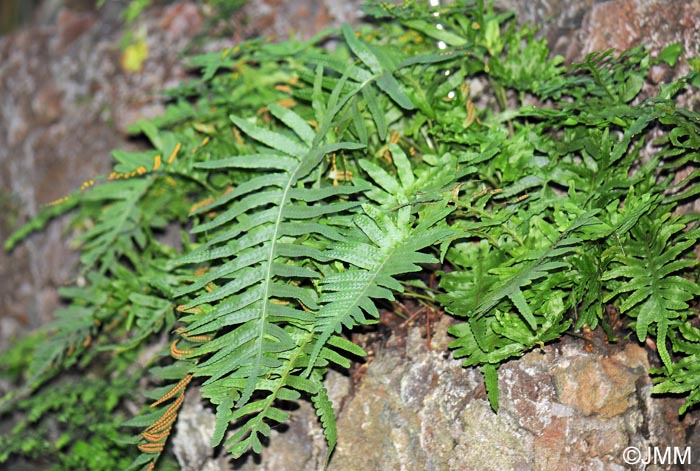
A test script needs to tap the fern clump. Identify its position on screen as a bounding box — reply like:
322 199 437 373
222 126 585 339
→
3 1 700 469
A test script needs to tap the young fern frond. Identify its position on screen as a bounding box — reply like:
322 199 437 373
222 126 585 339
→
653 321 700 414
76 177 155 273
17 262 174 401
340 23 415 111
603 211 700 371
443 210 601 409
306 145 458 374
212 329 317 457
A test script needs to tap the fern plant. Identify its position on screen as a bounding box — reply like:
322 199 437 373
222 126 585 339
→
3 1 700 469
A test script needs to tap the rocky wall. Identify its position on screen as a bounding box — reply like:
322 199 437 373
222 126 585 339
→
171 316 695 471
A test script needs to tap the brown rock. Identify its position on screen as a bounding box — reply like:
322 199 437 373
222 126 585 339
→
32 83 63 125
580 0 641 56
233 0 364 42
56 8 96 52
160 2 204 39
322 330 686 471
553 350 640 418
0 1 216 345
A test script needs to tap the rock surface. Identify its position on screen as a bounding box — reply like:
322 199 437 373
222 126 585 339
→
325 320 690 471
497 0 700 67
0 1 207 349
172 389 232 471
172 317 692 471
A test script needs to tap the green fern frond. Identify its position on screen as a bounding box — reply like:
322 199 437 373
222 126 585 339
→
443 211 600 409
165 94 371 457
306 147 458 375
4 196 79 252
653 322 700 414
341 24 414 110
310 369 337 466
603 211 700 371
